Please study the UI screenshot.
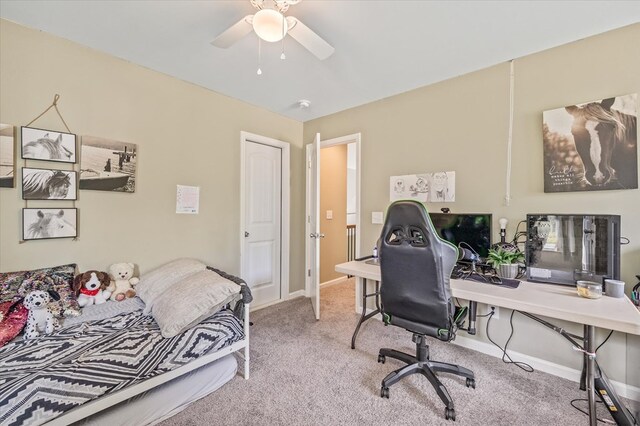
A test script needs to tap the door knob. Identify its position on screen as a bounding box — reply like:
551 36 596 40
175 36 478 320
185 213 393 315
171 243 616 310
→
318 233 325 238
245 232 250 238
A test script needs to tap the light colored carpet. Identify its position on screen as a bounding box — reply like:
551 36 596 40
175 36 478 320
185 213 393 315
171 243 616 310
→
161 279 610 425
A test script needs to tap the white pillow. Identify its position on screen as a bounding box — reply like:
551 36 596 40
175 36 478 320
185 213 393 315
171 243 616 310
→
151 269 241 338
137 258 207 314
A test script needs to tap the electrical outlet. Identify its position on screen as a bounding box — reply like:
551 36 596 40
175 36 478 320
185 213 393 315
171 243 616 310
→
490 305 499 320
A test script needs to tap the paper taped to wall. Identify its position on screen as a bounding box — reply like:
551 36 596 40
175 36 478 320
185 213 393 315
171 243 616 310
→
176 185 200 214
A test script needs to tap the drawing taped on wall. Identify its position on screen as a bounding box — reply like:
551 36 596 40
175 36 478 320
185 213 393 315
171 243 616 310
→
390 172 455 203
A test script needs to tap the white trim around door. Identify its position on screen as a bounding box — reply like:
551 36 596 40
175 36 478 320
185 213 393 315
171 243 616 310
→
240 131 290 311
304 132 361 311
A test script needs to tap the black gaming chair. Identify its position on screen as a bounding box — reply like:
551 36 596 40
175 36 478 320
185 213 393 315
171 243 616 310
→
377 200 475 421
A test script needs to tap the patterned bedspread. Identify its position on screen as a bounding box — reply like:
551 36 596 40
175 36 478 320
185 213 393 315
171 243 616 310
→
0 309 244 426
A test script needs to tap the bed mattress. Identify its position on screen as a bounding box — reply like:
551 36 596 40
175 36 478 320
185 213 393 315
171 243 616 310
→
0 309 244 426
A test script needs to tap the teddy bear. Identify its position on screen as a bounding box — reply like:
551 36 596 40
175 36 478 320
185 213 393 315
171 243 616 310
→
74 271 112 307
107 262 139 302
22 290 60 340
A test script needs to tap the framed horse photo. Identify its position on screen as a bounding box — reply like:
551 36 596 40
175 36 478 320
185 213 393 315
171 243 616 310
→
21 126 77 164
542 93 637 193
21 167 78 201
22 208 77 241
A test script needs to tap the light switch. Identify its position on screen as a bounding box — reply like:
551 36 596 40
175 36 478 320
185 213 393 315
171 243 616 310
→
372 211 384 224
326 210 333 220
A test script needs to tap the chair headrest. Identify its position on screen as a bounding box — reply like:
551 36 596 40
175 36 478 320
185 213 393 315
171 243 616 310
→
380 200 457 255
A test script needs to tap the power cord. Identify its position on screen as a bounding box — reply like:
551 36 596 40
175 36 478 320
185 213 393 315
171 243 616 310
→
567 329 632 425
485 310 534 372
569 398 615 424
596 330 614 353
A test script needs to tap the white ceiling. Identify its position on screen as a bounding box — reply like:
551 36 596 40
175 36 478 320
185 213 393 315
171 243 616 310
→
1 1 639 122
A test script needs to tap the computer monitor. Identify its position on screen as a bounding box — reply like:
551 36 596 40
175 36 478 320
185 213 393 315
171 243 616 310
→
429 213 492 258
526 214 621 286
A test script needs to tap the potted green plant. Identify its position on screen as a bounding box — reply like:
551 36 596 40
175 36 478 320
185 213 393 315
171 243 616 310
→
486 247 524 279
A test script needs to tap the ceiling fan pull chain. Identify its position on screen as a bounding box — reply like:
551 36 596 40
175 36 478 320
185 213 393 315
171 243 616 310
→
281 12 286 60
257 37 263 75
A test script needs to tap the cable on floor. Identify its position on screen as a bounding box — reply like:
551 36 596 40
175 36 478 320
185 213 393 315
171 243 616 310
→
485 310 534 372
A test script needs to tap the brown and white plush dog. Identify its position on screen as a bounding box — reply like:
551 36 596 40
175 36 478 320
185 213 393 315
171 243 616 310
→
74 271 112 307
23 290 60 340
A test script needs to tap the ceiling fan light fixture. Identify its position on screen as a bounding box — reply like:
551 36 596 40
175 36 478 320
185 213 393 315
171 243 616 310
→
252 9 288 42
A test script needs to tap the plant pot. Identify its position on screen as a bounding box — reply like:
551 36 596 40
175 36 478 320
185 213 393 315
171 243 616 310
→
497 264 518 279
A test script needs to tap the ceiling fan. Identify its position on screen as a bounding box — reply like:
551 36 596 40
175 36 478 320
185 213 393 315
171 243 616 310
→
210 0 335 60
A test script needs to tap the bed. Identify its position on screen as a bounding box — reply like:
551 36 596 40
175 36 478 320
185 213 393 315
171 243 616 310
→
0 262 250 426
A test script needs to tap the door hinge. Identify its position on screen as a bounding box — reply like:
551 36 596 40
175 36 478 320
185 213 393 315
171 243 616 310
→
308 269 311 277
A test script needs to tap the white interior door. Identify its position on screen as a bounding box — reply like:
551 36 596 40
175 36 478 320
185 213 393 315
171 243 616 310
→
305 133 321 320
244 141 282 308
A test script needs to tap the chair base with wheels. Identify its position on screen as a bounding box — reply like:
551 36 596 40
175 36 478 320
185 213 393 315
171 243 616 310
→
378 333 475 421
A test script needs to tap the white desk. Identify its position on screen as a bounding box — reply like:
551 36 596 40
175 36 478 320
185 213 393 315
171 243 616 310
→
335 260 640 425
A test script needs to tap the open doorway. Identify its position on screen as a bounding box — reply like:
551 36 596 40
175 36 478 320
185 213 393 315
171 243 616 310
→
318 134 360 314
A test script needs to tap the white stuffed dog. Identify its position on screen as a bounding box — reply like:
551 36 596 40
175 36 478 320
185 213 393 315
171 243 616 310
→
23 290 60 340
74 271 112 307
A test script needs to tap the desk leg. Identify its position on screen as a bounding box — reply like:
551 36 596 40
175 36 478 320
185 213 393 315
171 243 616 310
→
351 277 368 349
351 278 380 349
585 325 597 426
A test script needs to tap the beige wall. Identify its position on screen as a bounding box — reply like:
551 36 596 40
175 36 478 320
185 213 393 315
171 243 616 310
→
305 24 640 386
320 145 347 283
0 20 305 293
1 17 638 388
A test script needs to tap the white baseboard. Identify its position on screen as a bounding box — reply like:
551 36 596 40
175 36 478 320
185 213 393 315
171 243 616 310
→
251 290 305 312
320 276 348 288
359 307 639 402
453 335 640 402
288 290 306 299
250 299 283 312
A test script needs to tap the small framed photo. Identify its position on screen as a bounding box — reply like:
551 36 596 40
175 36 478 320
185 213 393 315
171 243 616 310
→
0 124 15 188
22 167 77 200
23 208 77 241
21 126 77 163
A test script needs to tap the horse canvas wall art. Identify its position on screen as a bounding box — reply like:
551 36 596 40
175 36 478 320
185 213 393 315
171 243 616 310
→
22 167 77 200
543 94 637 193
21 127 76 163
23 208 77 241
0 124 15 188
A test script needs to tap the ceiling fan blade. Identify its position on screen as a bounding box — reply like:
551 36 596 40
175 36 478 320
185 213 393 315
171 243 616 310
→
211 15 254 48
286 17 334 60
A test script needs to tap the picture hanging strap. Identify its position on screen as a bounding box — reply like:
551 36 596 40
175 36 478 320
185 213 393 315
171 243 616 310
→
25 94 72 133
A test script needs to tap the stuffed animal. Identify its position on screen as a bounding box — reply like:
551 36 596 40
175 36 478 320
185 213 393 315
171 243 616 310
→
107 262 139 302
74 271 112 307
23 290 60 340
